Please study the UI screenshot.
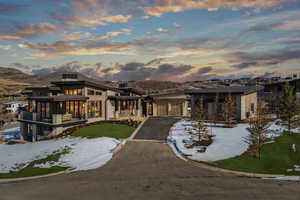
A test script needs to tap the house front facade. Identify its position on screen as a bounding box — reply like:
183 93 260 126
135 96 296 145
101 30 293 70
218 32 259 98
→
187 86 263 122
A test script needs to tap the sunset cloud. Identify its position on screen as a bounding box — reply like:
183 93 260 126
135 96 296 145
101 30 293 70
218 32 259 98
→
98 28 132 40
0 45 11 50
18 40 135 58
142 0 295 16
0 22 59 41
62 32 92 40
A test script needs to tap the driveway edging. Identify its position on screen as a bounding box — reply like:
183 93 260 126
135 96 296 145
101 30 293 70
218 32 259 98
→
129 117 149 140
186 159 285 178
0 170 70 184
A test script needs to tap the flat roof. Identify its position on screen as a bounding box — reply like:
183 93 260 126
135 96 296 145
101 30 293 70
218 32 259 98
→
186 86 263 95
108 96 141 100
28 95 89 102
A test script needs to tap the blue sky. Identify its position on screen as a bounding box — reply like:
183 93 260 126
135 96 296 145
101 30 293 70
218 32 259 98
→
0 0 300 81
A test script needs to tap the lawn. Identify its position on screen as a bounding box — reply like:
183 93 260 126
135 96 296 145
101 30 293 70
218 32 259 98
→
73 123 135 139
0 150 69 179
212 133 300 175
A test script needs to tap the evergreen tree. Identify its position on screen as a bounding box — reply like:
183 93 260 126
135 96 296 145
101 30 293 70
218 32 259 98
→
224 93 236 127
278 84 300 133
245 101 270 159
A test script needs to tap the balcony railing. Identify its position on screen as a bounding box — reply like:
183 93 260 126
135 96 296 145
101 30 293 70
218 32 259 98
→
19 111 86 125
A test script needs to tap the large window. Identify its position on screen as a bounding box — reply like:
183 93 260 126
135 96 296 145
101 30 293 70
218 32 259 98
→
88 101 102 118
64 89 82 96
54 101 85 118
35 102 51 119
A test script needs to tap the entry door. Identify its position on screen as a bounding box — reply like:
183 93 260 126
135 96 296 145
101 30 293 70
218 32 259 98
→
157 103 168 116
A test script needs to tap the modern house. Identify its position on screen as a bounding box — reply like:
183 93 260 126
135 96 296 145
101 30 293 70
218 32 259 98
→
18 73 190 141
187 86 263 122
18 73 143 141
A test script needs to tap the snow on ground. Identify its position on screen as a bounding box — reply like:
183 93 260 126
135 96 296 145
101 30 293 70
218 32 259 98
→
0 127 21 141
0 137 119 173
267 120 300 137
169 121 250 162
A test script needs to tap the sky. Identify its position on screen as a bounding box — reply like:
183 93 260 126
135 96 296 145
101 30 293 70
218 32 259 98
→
0 0 300 82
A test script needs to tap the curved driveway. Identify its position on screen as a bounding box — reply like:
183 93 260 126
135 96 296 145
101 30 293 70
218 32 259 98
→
1 118 300 200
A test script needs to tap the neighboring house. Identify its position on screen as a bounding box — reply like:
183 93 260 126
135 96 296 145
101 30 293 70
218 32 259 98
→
18 73 144 141
142 92 190 117
0 101 24 113
263 78 300 100
187 86 263 121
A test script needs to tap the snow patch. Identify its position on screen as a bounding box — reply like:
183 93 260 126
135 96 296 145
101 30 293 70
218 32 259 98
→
169 121 250 162
0 137 119 173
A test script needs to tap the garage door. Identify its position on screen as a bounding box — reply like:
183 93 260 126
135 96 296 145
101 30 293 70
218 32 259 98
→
170 102 183 116
157 103 168 116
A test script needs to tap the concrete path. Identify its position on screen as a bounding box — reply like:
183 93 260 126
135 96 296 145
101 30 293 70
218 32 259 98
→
1 118 300 200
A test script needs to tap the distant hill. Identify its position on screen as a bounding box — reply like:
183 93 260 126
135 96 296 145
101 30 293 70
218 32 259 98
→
0 67 40 95
0 67 39 83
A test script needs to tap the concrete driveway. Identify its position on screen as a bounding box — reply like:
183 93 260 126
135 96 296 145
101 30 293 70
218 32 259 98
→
1 118 300 200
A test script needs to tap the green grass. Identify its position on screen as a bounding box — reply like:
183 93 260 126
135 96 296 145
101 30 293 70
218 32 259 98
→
212 133 300 175
0 150 69 179
72 123 135 139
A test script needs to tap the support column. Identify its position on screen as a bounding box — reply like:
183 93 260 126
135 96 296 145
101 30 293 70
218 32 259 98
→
32 124 37 142
20 122 28 141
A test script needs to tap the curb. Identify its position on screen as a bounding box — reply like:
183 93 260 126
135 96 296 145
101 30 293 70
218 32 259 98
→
0 170 70 184
186 159 285 178
128 117 149 140
128 139 164 143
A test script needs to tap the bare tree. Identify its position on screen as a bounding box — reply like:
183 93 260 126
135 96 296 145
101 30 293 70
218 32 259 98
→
213 93 219 125
194 96 208 141
278 84 300 134
245 101 270 159
224 93 236 128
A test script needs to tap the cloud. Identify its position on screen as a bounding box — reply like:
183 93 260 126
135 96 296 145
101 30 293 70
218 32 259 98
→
141 15 150 20
18 40 135 58
62 32 92 40
228 49 300 69
25 59 194 82
98 28 132 40
52 0 132 28
104 62 193 81
0 45 11 50
31 61 104 77
157 27 168 33
183 66 214 80
0 22 59 41
142 0 295 17
54 13 132 27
